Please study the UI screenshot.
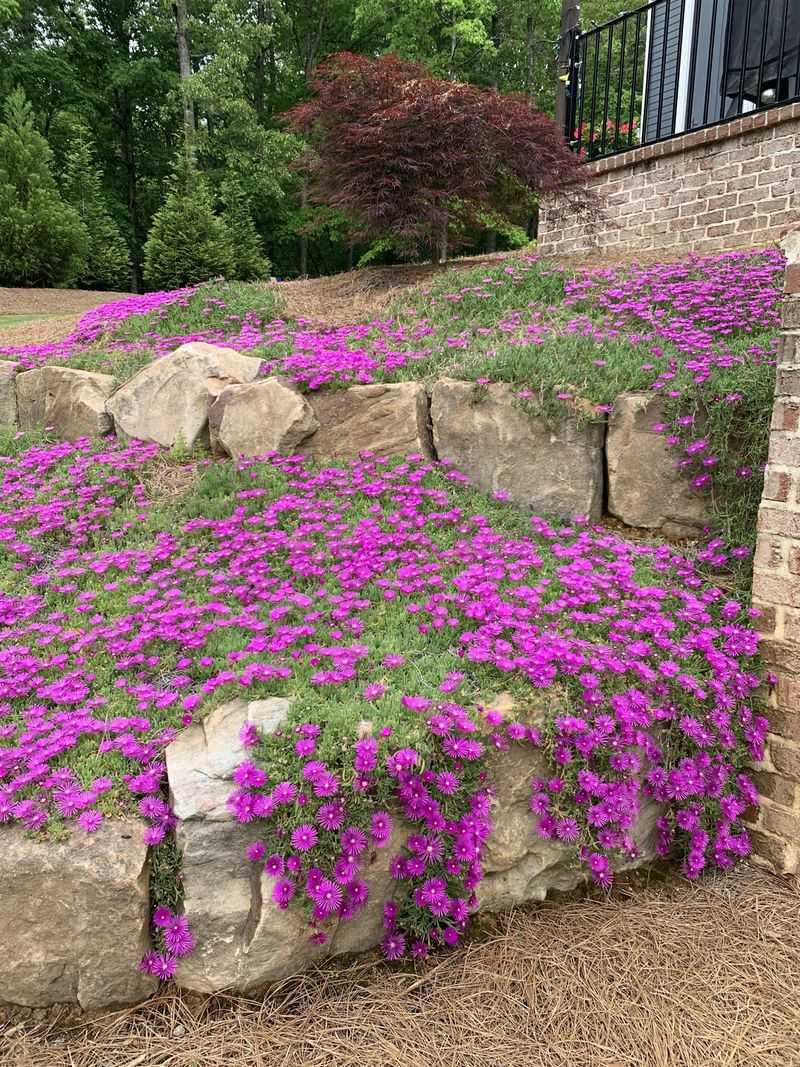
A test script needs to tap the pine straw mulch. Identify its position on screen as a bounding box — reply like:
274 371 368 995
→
3 866 799 1067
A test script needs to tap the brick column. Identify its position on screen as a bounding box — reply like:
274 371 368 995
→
750 226 800 876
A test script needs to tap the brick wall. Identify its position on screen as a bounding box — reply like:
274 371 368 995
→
750 226 800 876
538 102 800 258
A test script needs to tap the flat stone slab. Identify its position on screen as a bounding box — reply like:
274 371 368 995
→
300 382 433 462
17 366 115 440
0 822 156 1010
607 392 709 537
431 378 605 520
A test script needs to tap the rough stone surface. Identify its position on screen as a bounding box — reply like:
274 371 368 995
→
300 382 433 462
169 697 659 994
16 367 115 440
107 342 263 448
168 697 410 992
167 697 292 822
607 393 710 537
431 378 605 519
209 377 319 458
478 740 660 912
0 359 17 426
0 822 156 1010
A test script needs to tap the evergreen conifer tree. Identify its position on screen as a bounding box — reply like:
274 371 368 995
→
63 131 132 290
143 157 235 290
220 180 270 281
0 88 88 286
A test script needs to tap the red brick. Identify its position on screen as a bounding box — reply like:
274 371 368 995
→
769 711 800 750
785 264 800 294
757 507 800 538
751 573 800 608
789 546 800 575
762 469 793 501
760 640 800 673
755 536 787 570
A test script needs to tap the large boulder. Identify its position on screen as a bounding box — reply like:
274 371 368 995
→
0 822 156 1010
16 366 115 440
431 378 605 519
478 738 660 911
209 377 319 459
300 382 433 462
0 359 17 426
167 697 407 993
106 342 263 448
167 696 660 994
607 392 709 537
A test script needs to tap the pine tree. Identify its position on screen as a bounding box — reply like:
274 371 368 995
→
143 159 235 290
0 88 88 286
62 132 132 291
220 180 270 281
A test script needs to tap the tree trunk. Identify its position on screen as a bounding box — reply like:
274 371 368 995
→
525 13 536 107
555 0 581 135
299 179 308 276
116 87 140 291
172 0 195 160
439 212 448 264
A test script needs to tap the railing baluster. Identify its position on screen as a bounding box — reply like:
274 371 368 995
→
614 14 629 150
628 10 643 148
756 0 772 106
656 0 672 139
776 0 790 102
671 0 688 134
686 0 702 130
703 0 720 125
601 22 615 154
576 33 588 150
588 27 602 156
737 0 755 115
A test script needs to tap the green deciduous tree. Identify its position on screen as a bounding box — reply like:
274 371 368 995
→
0 87 88 285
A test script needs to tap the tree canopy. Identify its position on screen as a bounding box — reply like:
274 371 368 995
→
0 0 610 287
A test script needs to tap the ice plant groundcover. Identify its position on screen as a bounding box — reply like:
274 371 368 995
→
0 247 780 979
0 443 766 977
0 246 782 558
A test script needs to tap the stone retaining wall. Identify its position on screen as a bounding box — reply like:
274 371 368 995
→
538 103 800 258
0 696 660 1010
0 343 710 536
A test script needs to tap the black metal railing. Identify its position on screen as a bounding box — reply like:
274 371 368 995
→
564 0 800 160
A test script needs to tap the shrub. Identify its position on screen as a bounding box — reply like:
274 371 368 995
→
0 88 88 286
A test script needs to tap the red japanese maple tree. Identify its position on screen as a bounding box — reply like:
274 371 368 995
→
285 53 592 261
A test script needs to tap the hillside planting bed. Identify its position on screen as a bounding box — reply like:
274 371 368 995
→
0 248 781 1008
